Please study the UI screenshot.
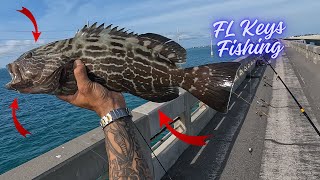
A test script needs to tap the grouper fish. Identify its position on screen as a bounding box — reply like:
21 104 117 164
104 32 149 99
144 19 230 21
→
5 23 240 113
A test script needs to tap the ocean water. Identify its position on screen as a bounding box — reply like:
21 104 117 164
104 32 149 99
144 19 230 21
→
0 46 235 175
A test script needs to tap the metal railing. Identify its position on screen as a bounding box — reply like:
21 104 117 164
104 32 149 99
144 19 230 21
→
285 40 320 64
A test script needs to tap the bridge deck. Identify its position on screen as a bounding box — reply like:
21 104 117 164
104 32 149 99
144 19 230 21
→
162 64 271 179
163 46 320 179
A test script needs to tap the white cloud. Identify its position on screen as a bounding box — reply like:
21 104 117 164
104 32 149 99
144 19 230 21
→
0 40 45 67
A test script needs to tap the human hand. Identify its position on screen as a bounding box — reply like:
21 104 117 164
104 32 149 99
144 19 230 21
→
57 60 126 118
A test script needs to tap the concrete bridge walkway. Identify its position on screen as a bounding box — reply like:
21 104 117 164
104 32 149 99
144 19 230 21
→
163 45 320 180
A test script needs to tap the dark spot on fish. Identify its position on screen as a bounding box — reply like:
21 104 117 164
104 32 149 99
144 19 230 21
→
36 63 43 68
134 56 150 66
111 48 126 56
44 41 59 50
152 62 168 73
111 42 124 48
68 38 73 44
111 36 126 41
124 57 134 64
61 45 73 52
57 39 71 50
109 73 125 82
76 44 83 49
84 50 107 57
87 45 104 51
100 64 125 72
153 77 161 87
137 39 145 46
73 50 83 58
152 68 167 79
135 48 152 58
105 57 125 65
133 68 148 77
155 55 175 67
81 57 94 64
122 80 134 91
123 69 134 78
87 38 99 42
135 76 152 85
127 50 134 58
134 63 152 74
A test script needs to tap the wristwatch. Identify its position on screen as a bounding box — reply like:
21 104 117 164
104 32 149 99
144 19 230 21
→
100 108 132 129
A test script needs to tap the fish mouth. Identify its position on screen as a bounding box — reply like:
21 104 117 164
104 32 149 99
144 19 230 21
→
5 63 23 91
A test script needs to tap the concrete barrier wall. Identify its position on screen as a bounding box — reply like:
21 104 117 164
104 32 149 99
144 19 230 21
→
284 40 320 64
1 55 257 180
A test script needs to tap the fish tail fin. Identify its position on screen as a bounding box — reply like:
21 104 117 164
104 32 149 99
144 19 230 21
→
177 62 241 113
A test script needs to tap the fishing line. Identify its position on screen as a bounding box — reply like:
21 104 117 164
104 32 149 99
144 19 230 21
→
231 65 271 118
131 121 173 180
232 91 252 106
232 91 269 119
18 95 109 163
263 75 272 81
255 107 269 117
232 68 291 117
254 95 275 108
255 96 293 109
0 30 75 33
262 80 273 87
150 117 179 142
0 43 46 47
19 95 172 179
263 59 320 137
0 38 65 41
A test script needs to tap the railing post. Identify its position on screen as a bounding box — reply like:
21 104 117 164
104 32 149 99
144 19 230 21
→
131 112 154 178
177 90 193 136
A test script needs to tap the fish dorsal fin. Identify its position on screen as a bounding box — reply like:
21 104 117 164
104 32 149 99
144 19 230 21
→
138 33 186 64
75 22 137 38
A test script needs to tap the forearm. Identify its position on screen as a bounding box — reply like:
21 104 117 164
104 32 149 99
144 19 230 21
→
57 61 152 179
104 116 152 180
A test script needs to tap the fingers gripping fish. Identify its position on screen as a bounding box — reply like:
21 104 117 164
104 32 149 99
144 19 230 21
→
5 23 240 113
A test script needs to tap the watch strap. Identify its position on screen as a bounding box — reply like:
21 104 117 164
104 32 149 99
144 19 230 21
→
100 108 132 129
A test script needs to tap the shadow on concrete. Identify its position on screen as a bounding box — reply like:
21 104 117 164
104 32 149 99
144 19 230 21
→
162 66 267 180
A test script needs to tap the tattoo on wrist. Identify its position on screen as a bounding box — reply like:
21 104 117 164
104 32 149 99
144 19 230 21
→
104 117 152 179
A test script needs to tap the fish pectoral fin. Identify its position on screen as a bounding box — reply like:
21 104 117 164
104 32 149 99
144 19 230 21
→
87 71 107 85
138 33 186 64
135 87 179 103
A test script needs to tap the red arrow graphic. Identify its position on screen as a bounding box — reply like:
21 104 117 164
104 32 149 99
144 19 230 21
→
10 99 31 137
17 7 41 42
158 110 211 146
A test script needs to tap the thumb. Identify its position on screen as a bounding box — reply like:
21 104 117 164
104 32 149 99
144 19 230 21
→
73 60 91 89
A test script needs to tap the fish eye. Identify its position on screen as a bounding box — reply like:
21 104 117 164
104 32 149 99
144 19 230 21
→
25 52 33 59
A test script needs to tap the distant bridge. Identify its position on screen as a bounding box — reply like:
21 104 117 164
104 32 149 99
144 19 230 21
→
284 34 320 45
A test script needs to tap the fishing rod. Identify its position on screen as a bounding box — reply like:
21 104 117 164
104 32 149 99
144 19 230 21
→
264 59 320 137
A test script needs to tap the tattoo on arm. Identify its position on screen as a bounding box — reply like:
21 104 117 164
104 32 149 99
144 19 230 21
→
104 117 152 180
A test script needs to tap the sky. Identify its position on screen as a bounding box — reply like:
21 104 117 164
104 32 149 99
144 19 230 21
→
0 0 319 67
